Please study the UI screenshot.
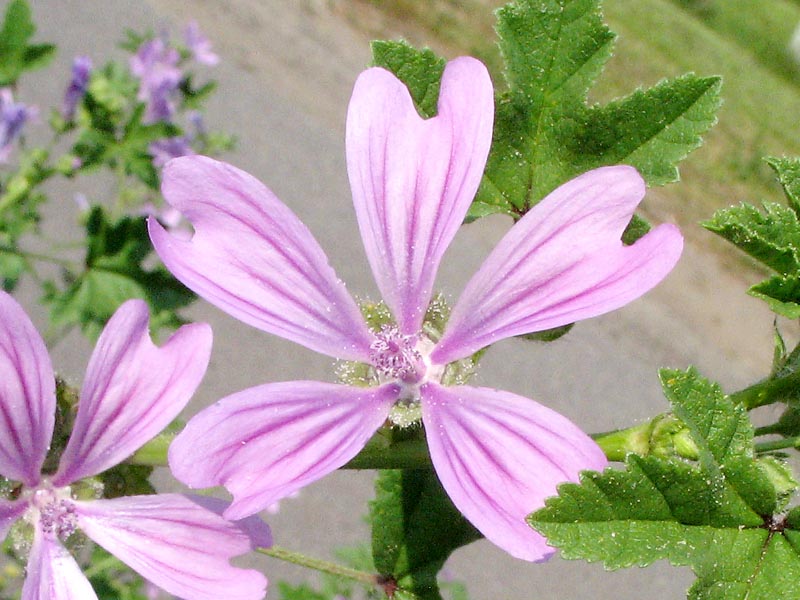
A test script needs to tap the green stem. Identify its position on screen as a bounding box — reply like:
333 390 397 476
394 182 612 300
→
0 245 78 269
342 437 431 469
258 546 379 586
729 373 800 410
82 553 122 578
755 435 800 453
128 431 175 466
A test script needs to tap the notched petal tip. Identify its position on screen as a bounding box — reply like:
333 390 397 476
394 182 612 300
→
53 301 213 485
152 155 375 361
346 56 494 333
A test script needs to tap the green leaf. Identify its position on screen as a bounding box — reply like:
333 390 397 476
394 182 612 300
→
703 202 800 275
661 367 778 517
371 40 446 119
660 368 752 467
44 206 195 340
766 156 800 215
179 76 219 111
0 0 34 53
470 0 720 219
0 0 54 85
0 250 26 291
21 42 55 70
370 469 481 600
749 275 800 319
86 544 151 600
531 455 800 599
621 213 651 245
531 368 800 598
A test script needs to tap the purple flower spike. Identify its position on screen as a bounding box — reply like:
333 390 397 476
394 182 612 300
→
0 292 269 600
151 57 684 561
61 55 92 122
0 88 36 163
184 21 219 66
130 38 182 123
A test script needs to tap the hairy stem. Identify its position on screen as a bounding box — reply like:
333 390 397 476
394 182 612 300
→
258 546 379 586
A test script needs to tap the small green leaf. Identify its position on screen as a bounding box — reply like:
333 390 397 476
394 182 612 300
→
703 202 800 275
766 156 800 215
370 469 480 600
749 275 800 319
371 40 445 119
179 76 218 111
21 42 54 70
621 214 651 245
0 251 26 291
44 207 195 340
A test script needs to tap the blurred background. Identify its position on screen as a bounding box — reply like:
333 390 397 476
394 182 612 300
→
9 0 800 597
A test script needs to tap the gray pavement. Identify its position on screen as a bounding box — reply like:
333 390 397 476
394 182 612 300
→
14 0 781 598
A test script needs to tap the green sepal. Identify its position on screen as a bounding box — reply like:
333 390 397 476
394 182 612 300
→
370 469 481 600
517 323 573 342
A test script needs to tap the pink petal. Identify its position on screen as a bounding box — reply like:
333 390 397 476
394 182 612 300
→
53 300 212 486
0 291 54 486
346 57 494 334
0 498 26 541
421 383 607 561
433 166 683 363
169 381 397 520
75 494 268 600
149 155 374 361
21 527 98 600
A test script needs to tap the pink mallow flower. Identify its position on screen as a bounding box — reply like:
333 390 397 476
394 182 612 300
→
149 58 683 561
0 292 270 599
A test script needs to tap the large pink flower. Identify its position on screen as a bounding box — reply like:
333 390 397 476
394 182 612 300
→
0 292 270 600
149 57 683 561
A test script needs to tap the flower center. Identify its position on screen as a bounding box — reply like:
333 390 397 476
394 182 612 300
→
369 325 425 384
368 325 445 428
27 486 77 541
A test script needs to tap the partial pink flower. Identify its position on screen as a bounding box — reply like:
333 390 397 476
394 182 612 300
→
150 57 683 561
0 292 269 599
